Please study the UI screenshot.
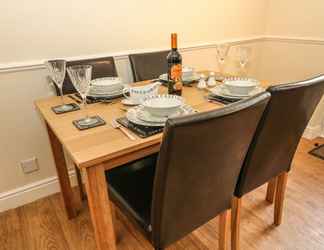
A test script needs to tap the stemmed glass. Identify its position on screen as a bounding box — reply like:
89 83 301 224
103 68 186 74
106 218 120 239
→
46 60 72 112
216 44 230 79
236 46 252 76
67 65 98 126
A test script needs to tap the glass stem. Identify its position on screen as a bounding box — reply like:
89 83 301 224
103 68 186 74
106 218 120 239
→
82 96 90 120
59 87 65 106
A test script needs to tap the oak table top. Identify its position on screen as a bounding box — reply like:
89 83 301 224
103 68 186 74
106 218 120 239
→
35 79 269 169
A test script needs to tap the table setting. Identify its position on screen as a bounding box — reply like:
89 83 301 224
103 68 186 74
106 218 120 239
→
206 77 264 104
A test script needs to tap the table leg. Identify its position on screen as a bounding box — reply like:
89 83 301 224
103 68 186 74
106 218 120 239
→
46 123 78 219
84 164 116 250
75 164 87 201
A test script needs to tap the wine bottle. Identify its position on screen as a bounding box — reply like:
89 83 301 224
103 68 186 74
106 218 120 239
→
167 33 183 96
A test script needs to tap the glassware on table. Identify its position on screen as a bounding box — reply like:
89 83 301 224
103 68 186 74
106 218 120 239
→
67 65 98 126
236 46 252 76
216 44 230 80
46 59 73 112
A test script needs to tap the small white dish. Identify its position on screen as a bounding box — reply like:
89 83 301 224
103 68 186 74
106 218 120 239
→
142 94 184 117
121 99 140 106
223 78 259 96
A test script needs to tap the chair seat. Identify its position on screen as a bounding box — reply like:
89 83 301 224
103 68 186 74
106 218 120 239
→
105 154 158 232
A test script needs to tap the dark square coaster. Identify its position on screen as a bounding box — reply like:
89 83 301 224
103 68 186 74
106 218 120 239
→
73 115 106 130
309 144 324 160
116 117 164 138
52 103 80 114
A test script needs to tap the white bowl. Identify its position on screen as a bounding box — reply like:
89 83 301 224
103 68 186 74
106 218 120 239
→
182 66 194 79
91 77 123 92
142 95 184 117
224 78 259 95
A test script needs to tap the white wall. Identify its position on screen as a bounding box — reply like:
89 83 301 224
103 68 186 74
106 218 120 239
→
0 0 268 211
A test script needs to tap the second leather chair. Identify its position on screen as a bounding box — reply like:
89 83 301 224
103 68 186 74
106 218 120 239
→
232 75 324 250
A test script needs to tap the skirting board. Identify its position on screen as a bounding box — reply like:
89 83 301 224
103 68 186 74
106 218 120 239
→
303 125 323 140
0 170 77 213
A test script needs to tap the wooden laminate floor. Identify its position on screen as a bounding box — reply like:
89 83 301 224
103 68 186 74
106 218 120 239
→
1 138 324 250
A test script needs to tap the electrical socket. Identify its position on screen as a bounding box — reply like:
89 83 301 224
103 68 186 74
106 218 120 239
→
20 157 39 174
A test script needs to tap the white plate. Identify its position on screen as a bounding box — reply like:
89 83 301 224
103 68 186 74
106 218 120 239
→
121 99 140 106
88 89 124 98
159 73 199 83
91 77 122 86
137 108 182 123
210 85 264 99
126 105 196 127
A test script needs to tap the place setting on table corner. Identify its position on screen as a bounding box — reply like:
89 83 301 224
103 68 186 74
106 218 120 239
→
42 34 265 139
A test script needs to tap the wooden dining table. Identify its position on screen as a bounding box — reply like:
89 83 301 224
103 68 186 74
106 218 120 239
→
35 75 269 250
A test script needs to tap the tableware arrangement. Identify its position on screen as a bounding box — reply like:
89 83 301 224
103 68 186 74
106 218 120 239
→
122 82 161 105
224 77 259 95
159 66 199 84
88 77 125 98
126 104 195 127
216 44 230 80
46 60 79 113
111 119 136 140
208 77 264 103
141 94 184 117
67 65 105 129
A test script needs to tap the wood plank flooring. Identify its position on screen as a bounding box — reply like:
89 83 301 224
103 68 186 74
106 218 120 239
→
0 138 323 250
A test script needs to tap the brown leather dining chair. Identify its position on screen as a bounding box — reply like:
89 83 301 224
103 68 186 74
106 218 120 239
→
106 92 270 250
129 51 169 82
231 75 324 250
52 56 118 95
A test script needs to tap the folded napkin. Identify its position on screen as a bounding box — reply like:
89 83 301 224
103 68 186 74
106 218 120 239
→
207 94 240 105
116 117 164 138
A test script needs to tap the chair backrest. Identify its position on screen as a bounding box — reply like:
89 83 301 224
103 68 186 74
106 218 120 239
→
235 75 324 197
150 92 271 248
53 57 117 95
129 51 169 82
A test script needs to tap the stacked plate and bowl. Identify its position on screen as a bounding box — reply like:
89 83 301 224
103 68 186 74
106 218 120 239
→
209 77 264 101
126 95 195 127
88 77 125 99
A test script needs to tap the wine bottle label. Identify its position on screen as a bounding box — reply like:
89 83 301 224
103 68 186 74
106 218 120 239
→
171 64 182 80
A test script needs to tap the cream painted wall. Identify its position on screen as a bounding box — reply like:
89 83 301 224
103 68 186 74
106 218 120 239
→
0 0 267 64
0 0 268 200
265 0 324 38
256 0 324 131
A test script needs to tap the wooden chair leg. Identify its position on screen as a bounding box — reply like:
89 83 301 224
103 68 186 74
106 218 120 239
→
274 172 288 226
219 210 229 250
231 197 242 250
75 164 86 201
266 177 277 203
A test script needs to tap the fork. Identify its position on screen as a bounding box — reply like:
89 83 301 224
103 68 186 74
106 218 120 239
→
111 119 136 140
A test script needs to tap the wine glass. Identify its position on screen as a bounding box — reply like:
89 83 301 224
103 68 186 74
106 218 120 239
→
67 65 97 126
46 59 72 111
236 46 252 76
216 44 230 79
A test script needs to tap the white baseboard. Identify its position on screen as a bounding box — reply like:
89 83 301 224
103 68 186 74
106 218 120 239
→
0 170 77 213
303 125 322 140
